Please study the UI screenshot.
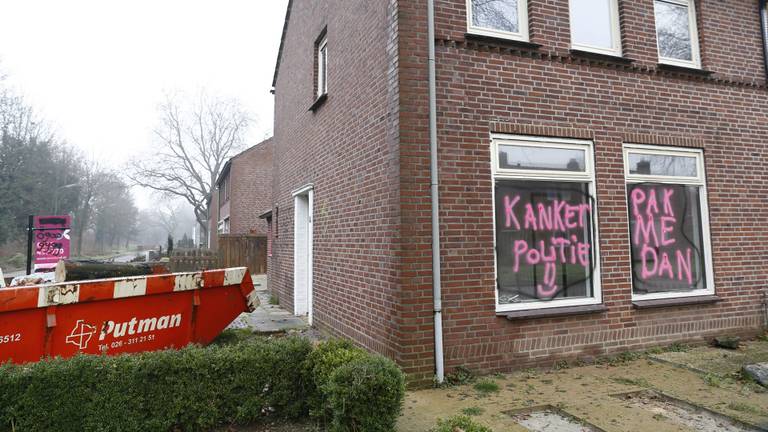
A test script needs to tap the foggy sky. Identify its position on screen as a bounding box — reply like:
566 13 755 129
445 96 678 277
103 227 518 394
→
0 0 288 206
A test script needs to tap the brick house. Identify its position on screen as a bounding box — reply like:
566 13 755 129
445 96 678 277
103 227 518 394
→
208 139 273 250
268 0 768 383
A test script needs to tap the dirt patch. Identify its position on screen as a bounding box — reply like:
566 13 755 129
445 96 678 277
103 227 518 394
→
649 340 768 377
398 341 768 431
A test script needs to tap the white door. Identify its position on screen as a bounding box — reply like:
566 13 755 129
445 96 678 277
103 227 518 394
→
293 189 313 324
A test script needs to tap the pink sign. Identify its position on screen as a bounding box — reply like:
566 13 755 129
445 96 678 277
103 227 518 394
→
33 215 71 270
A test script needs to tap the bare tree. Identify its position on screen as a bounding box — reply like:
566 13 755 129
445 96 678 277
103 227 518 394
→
128 92 249 241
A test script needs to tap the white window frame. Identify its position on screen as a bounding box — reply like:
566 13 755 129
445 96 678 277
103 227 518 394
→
654 0 701 69
623 144 715 301
317 37 328 98
491 135 603 312
569 0 622 56
466 0 529 42
762 3 768 68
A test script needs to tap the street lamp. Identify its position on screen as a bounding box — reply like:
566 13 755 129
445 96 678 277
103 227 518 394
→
54 183 81 214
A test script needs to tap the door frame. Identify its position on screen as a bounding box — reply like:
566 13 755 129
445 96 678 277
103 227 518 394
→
292 184 314 325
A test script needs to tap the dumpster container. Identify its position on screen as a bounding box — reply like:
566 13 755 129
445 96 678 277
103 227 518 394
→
0 267 257 364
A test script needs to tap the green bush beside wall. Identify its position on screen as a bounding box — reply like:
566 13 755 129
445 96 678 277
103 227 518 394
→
0 336 405 432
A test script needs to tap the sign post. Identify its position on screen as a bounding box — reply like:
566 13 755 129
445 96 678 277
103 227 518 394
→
25 215 72 274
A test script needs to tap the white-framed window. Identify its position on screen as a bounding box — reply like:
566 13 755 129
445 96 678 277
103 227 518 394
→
623 144 714 301
466 0 529 42
654 0 701 68
317 36 328 98
492 135 602 312
218 218 230 235
762 3 768 66
569 0 622 56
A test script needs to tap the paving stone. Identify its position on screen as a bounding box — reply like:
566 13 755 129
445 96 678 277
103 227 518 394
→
743 363 768 387
226 275 309 334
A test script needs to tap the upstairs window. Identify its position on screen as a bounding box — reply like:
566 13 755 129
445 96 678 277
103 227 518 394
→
654 0 701 68
762 3 768 67
570 0 622 56
316 35 328 98
624 145 714 300
467 0 529 42
493 136 602 312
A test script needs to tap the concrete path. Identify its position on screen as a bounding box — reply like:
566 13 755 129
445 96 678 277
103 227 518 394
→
228 275 309 333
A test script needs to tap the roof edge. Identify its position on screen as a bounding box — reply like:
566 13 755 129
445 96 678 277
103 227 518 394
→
272 0 294 89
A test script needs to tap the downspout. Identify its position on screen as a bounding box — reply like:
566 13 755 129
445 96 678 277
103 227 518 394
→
427 0 445 383
761 0 768 81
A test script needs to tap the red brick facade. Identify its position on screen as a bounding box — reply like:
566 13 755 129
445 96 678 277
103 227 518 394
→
209 140 273 249
271 0 768 383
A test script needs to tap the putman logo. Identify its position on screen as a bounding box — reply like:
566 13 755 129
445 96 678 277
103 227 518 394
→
63 313 183 351
66 320 97 350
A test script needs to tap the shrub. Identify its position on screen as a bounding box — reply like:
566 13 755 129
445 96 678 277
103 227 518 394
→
431 415 493 432
303 339 368 421
0 336 408 432
325 355 406 432
0 337 313 432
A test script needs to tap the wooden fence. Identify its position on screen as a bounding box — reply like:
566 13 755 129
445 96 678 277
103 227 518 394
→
169 249 218 273
218 235 267 275
169 235 267 275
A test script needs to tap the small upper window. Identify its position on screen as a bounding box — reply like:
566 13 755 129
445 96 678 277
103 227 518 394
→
467 0 529 42
317 36 328 97
654 0 701 68
570 0 622 56
762 3 768 66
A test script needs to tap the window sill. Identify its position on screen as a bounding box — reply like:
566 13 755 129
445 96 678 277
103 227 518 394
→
570 49 634 65
309 93 328 112
464 33 541 51
498 304 607 320
656 63 713 77
632 295 721 310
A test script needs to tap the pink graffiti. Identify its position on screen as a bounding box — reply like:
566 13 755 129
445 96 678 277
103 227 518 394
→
503 193 594 299
513 238 591 298
631 186 693 285
504 195 591 233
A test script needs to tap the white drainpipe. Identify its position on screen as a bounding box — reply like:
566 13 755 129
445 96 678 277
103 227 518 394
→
427 0 445 384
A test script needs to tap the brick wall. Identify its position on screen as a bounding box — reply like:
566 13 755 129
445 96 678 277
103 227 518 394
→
270 0 403 360
395 0 768 381
229 139 273 236
271 0 768 384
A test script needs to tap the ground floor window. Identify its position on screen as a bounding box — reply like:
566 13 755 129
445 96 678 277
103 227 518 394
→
623 144 714 299
493 135 602 311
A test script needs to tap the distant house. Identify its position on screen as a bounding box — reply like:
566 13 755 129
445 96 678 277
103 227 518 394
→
207 139 273 250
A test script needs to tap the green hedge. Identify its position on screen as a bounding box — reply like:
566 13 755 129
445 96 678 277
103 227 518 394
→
0 336 405 432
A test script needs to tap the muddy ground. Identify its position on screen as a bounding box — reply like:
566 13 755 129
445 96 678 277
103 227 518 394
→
398 339 768 432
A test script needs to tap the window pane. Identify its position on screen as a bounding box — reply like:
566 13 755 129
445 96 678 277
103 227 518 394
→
472 0 520 33
627 184 707 294
495 180 596 304
655 0 693 61
499 145 586 172
571 0 615 50
628 152 698 177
